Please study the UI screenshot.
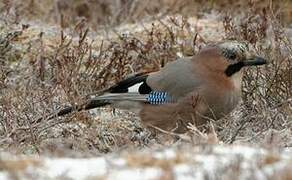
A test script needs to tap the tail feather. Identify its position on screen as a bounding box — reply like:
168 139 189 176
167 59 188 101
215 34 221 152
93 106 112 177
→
57 99 110 116
35 93 149 122
35 99 109 123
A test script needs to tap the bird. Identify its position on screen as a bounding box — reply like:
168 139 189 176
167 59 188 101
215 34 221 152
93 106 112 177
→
39 41 267 133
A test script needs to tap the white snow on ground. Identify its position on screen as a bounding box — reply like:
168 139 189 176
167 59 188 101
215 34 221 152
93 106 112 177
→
36 158 107 179
107 168 162 180
0 145 291 180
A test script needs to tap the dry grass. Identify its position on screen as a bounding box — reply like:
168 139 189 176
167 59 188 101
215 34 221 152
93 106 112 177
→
0 0 291 156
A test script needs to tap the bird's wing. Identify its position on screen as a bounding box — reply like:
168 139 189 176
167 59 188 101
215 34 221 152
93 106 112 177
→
96 57 202 104
146 57 203 101
95 71 173 104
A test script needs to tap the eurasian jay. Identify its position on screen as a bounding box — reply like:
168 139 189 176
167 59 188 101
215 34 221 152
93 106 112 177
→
42 41 267 133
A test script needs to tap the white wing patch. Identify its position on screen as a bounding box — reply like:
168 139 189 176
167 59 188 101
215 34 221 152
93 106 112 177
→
128 82 143 93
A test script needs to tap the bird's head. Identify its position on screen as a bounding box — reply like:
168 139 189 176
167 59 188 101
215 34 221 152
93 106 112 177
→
216 41 267 76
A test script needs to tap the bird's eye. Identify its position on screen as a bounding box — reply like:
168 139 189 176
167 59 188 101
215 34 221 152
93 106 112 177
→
228 52 237 60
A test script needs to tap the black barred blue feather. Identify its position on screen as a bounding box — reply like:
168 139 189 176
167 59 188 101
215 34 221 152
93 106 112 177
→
146 91 172 104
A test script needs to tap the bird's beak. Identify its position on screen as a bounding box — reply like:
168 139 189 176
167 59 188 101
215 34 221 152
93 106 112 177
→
243 56 267 66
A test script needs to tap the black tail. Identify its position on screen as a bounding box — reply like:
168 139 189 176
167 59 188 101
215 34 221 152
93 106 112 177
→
56 99 110 117
34 99 110 123
35 72 153 123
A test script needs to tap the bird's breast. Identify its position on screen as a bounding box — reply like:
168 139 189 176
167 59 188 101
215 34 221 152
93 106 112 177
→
201 84 241 120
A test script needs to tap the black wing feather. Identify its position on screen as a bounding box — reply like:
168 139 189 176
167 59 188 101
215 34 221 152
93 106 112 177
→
107 72 152 94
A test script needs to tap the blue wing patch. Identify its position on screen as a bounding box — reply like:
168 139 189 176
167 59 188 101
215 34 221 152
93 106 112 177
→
146 91 173 104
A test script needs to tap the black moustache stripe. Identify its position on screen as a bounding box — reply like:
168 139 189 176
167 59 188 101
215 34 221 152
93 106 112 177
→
224 62 244 76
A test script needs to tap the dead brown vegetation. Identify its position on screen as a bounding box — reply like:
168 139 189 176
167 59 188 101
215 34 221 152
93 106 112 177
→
0 0 291 155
